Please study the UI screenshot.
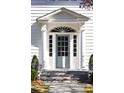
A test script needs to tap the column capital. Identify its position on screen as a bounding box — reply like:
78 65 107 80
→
41 24 47 32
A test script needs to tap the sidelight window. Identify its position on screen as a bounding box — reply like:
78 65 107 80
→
73 35 77 56
49 35 53 56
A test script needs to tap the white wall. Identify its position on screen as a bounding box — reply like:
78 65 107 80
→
31 1 93 71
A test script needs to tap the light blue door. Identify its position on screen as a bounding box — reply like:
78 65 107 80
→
56 35 70 69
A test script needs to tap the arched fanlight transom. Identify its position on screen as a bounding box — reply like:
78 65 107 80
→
51 26 76 32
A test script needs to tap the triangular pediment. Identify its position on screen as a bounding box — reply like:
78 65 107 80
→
50 11 77 19
36 7 89 22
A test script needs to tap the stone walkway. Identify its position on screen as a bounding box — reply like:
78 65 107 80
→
45 82 88 93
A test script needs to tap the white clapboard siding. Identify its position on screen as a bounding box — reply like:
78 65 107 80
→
31 3 93 70
31 47 39 59
31 0 82 5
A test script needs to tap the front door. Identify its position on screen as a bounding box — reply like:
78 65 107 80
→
56 35 70 69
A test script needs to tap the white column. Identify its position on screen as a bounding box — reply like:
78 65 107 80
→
81 31 83 70
39 31 43 70
41 25 49 70
78 31 82 70
70 34 73 69
52 34 56 70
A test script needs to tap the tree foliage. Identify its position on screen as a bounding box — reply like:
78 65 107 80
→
80 0 93 9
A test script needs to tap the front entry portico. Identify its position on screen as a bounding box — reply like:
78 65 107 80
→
36 7 89 71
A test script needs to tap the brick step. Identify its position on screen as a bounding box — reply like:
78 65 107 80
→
41 70 88 75
40 70 89 83
41 76 79 80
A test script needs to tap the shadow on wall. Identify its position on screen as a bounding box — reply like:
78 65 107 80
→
31 22 41 48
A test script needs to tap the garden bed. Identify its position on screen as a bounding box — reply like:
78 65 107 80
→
31 80 49 93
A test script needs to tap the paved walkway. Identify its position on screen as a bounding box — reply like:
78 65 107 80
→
45 82 88 93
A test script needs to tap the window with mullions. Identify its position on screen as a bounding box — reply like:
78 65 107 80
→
57 36 69 57
51 27 76 32
49 35 53 56
73 35 77 56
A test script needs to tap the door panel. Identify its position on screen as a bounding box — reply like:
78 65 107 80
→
56 56 63 68
56 35 70 69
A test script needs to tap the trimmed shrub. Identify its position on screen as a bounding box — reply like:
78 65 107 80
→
31 55 39 81
89 54 93 71
88 54 93 84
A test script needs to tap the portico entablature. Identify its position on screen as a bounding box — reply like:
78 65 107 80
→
36 7 89 32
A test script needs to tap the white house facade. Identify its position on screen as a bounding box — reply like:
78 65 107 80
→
31 0 93 71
